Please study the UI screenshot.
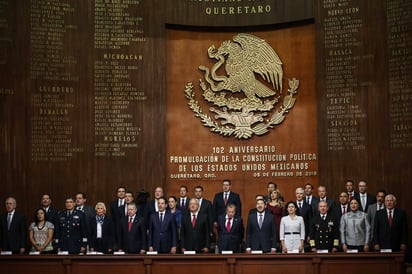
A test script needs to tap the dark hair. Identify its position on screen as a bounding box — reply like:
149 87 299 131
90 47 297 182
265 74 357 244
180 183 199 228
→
223 179 232 185
349 197 361 205
136 189 149 205
168 195 177 202
76 192 86 199
376 189 387 196
304 183 313 189
286 201 297 209
34 208 47 225
267 181 277 188
180 185 188 192
194 185 204 191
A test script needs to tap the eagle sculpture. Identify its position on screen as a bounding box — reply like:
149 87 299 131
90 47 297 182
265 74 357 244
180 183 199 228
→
200 33 283 100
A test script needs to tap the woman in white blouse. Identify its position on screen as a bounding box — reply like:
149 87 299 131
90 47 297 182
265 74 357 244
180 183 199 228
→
279 201 305 253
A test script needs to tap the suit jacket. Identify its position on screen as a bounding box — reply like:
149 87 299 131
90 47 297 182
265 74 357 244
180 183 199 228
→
180 211 210 253
296 201 312 240
88 215 115 253
367 203 384 244
148 211 178 253
177 197 190 212
311 197 335 215
109 199 125 224
198 198 214 232
0 211 26 253
77 204 95 236
55 210 88 253
109 199 125 249
217 215 244 253
373 208 408 251
44 207 59 227
333 203 350 230
309 213 339 251
354 192 376 212
213 191 242 221
119 215 146 253
246 211 278 252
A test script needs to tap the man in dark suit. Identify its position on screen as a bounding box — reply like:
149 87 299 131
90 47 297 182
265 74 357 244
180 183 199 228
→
109 186 126 250
345 180 357 201
55 197 88 254
194 185 214 233
0 197 26 254
373 194 408 252
146 186 165 215
295 187 312 248
217 203 244 253
309 201 339 252
213 179 242 225
355 180 376 212
119 202 146 254
304 183 316 206
177 185 190 213
75 192 95 220
109 186 126 226
334 192 349 227
89 202 115 254
311 185 335 215
367 189 386 246
245 198 277 253
40 194 59 227
180 198 210 253
148 197 178 254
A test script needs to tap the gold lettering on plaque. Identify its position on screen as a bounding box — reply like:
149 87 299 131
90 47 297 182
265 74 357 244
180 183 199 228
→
185 33 299 139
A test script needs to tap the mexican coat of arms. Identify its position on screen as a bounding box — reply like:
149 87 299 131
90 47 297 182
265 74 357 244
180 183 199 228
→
185 33 299 139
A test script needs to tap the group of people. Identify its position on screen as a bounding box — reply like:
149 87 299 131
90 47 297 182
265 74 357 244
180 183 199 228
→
0 179 408 255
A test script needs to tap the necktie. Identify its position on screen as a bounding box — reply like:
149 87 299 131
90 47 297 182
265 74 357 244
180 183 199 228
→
226 218 232 232
7 213 12 230
128 217 133 232
258 214 263 228
298 202 302 209
388 210 393 227
181 199 185 208
224 193 228 205
342 206 346 214
361 196 366 210
322 215 325 220
192 214 197 228
306 197 310 204
349 193 352 201
159 212 163 223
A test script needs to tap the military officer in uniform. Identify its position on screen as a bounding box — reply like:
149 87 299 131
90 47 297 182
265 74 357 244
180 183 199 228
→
309 201 339 252
55 197 88 254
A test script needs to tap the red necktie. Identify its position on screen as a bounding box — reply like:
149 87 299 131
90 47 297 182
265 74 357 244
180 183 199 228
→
342 206 346 214
388 210 393 227
224 193 228 205
192 214 197 228
226 218 232 232
128 217 133 232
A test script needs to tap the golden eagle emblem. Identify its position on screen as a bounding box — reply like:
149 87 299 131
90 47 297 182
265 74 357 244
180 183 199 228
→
185 33 299 139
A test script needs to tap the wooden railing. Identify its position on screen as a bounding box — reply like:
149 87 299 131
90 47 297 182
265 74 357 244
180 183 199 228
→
0 252 405 274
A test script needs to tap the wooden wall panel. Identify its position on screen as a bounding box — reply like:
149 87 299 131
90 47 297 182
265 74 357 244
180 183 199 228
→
315 0 412 233
166 24 317 221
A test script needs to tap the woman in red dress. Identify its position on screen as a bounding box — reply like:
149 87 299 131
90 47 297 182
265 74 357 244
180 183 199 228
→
266 189 285 242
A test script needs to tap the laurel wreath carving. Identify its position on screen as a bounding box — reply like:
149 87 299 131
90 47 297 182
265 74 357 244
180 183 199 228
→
185 78 299 139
